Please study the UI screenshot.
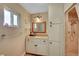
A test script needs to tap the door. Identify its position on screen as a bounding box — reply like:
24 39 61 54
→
65 6 78 56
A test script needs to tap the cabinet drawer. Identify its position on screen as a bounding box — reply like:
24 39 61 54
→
27 41 37 54
26 38 48 55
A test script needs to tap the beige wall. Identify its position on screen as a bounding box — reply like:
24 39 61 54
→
0 3 31 56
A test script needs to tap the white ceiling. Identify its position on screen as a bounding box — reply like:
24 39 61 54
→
20 3 48 14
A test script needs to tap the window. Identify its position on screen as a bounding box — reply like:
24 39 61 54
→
3 9 11 26
13 14 18 26
3 8 19 27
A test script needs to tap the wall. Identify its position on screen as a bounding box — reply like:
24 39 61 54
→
0 3 31 56
64 3 73 12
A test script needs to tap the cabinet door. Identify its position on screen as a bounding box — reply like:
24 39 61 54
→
26 39 38 54
49 23 62 42
35 39 48 55
65 7 78 55
48 41 60 56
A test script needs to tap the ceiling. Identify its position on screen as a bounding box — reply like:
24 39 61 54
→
20 3 48 14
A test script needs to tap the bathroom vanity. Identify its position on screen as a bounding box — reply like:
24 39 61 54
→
26 36 48 56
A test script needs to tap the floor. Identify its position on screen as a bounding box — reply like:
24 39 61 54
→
25 52 43 56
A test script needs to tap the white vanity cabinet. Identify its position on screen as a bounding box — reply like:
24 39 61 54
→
26 37 48 55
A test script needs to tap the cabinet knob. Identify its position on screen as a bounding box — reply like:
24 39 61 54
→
68 31 70 34
43 40 46 42
50 25 52 27
34 44 38 47
1 34 6 37
49 42 52 44
28 38 29 41
73 31 75 34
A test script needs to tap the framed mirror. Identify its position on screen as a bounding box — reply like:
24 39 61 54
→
32 22 46 33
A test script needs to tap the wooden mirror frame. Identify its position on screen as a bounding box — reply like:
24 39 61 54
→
32 22 46 33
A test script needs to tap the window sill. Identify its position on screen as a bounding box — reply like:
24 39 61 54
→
3 25 19 29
